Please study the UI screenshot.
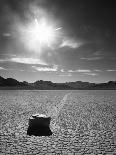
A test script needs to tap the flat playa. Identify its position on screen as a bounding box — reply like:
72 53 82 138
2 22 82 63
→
1 90 116 155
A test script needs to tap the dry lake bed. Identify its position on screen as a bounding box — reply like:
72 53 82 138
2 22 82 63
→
1 90 116 155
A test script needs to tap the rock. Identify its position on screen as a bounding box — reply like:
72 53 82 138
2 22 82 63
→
27 114 52 136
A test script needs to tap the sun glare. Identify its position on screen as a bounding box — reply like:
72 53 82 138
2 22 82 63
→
31 19 55 46
19 17 62 53
27 18 62 50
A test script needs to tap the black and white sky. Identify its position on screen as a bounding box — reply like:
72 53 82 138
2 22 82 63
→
0 0 116 83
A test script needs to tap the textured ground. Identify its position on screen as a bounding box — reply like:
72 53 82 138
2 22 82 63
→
0 90 116 155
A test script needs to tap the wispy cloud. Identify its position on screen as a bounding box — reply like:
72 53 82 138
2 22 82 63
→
106 69 116 72
0 67 5 70
68 69 91 73
94 50 104 56
84 73 98 76
10 57 47 65
2 33 11 37
60 38 82 49
80 57 102 61
94 69 102 72
0 54 16 57
32 65 58 72
77 69 91 73
60 69 65 72
0 59 6 62
58 73 72 77
0 57 47 65
67 69 98 76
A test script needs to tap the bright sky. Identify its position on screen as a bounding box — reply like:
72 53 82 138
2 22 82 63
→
0 0 116 83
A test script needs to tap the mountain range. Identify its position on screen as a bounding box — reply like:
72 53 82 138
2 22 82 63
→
0 76 116 90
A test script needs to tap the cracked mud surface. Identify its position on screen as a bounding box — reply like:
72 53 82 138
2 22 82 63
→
1 90 116 155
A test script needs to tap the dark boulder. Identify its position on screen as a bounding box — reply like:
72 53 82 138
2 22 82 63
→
27 114 52 136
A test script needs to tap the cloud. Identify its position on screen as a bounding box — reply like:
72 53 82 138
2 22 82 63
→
77 69 91 72
84 73 98 76
58 73 72 77
94 50 104 56
0 67 5 70
2 33 11 37
94 69 102 72
0 59 6 62
106 70 116 72
32 65 58 72
0 57 47 66
80 57 102 60
67 69 98 76
68 69 91 73
10 57 47 65
60 38 82 49
0 54 16 57
60 69 64 72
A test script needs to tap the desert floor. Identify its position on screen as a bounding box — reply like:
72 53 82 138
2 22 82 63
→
1 90 116 155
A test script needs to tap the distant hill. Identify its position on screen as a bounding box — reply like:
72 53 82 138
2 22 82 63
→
65 81 116 90
0 76 116 90
0 76 28 87
0 76 5 86
65 81 96 89
31 80 72 90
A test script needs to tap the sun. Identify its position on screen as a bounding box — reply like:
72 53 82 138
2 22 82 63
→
27 18 62 49
19 17 62 53
31 19 55 46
